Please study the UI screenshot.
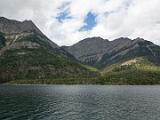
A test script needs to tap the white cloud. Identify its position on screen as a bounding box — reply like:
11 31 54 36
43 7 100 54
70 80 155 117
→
0 0 160 46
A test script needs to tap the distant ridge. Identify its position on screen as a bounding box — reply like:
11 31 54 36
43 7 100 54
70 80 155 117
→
62 37 160 68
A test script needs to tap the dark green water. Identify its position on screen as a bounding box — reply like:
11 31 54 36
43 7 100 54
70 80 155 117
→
1 85 160 120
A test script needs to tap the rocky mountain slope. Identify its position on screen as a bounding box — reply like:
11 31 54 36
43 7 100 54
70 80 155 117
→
62 37 160 68
62 37 110 65
0 17 98 83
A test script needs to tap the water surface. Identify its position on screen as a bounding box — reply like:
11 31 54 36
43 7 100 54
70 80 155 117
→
0 85 160 120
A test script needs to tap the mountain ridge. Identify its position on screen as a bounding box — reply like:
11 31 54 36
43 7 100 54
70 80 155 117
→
62 37 160 68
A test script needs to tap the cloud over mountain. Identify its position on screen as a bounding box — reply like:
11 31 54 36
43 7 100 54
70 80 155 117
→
0 0 159 46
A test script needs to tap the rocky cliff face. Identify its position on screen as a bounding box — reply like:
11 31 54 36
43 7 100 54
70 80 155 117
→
63 37 160 68
0 17 43 35
0 17 59 55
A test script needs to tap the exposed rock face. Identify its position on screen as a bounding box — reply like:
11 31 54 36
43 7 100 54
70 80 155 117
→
0 17 42 35
62 37 110 64
0 17 58 54
9 41 40 49
63 37 160 68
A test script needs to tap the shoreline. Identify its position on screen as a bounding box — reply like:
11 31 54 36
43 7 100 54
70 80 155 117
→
1 83 160 86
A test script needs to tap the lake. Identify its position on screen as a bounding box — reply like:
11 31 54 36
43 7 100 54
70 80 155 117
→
1 85 160 120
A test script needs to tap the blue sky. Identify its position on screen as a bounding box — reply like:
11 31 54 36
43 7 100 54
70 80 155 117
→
56 10 72 23
56 10 97 31
79 12 97 31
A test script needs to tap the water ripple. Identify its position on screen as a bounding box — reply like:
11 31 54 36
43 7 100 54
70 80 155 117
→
1 85 160 120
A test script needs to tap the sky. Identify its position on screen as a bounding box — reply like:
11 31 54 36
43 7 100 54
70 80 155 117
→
0 0 160 46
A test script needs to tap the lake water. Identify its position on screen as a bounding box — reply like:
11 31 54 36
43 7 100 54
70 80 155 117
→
1 85 160 120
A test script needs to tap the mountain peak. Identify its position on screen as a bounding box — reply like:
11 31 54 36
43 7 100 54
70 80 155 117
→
0 16 59 50
77 37 109 45
113 37 131 42
133 37 145 41
0 17 7 21
80 36 104 41
132 37 154 46
23 20 35 26
0 16 43 35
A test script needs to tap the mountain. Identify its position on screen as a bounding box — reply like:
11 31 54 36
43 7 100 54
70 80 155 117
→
63 36 160 84
62 37 110 66
0 17 98 83
62 37 160 68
